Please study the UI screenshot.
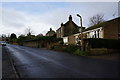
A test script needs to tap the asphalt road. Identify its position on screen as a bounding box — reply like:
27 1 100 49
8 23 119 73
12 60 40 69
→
4 44 119 78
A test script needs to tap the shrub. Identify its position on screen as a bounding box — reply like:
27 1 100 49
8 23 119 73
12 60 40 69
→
59 41 64 45
73 49 87 56
53 45 87 56
53 45 67 51
49 46 55 50
37 45 40 48
65 45 79 54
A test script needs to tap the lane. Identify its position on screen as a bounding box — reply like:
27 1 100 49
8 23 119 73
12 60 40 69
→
6 44 119 78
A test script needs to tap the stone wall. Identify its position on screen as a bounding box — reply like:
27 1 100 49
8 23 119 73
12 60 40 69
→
23 41 38 48
68 35 76 45
22 40 59 49
87 48 117 55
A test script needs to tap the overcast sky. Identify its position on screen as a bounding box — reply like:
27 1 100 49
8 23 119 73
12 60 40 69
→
0 2 119 37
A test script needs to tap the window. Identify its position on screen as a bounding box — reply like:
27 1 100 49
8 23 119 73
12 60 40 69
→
90 32 94 38
63 37 68 44
118 33 120 38
76 37 80 42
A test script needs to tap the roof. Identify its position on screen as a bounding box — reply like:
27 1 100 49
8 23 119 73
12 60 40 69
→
63 20 78 27
56 15 79 31
56 21 79 31
84 17 120 31
46 30 55 35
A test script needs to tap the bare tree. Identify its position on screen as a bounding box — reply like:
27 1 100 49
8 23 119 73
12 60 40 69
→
25 27 33 36
89 14 105 26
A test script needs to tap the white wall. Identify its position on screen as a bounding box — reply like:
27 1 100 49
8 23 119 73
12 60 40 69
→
63 37 68 44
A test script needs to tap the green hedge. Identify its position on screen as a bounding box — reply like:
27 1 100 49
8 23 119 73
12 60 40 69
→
84 38 120 49
53 45 87 56
64 45 87 56
17 36 62 43
65 45 79 53
53 45 67 51
73 49 87 56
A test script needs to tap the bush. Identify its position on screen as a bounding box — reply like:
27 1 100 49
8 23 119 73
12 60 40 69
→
59 41 64 45
48 46 55 50
53 45 67 51
65 45 79 54
53 45 87 56
37 45 40 48
73 49 87 56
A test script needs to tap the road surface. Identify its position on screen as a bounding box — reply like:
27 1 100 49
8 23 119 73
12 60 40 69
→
3 44 119 78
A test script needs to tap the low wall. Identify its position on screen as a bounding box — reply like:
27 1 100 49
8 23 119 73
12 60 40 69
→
53 45 68 51
87 48 117 55
23 41 38 48
22 41 58 49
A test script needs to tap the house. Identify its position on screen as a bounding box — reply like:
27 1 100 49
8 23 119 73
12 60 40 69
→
63 17 120 45
84 17 120 39
56 15 85 38
46 28 56 37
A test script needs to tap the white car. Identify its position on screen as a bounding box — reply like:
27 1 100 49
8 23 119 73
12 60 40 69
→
0 41 6 46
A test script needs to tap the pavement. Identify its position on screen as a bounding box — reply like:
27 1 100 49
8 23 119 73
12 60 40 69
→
3 44 119 78
2 46 19 79
87 53 120 62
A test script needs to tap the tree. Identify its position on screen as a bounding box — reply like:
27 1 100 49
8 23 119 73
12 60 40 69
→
37 33 43 37
18 34 26 39
25 27 33 36
2 34 6 41
10 33 17 39
17 34 26 41
89 14 105 26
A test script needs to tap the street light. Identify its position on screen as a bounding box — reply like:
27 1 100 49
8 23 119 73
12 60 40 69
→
77 14 84 51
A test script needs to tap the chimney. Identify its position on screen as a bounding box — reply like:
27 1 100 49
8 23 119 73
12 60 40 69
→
69 15 72 21
61 23 63 26
50 28 52 31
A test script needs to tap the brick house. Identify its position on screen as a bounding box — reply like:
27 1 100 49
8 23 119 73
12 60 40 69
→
63 17 120 45
56 15 84 38
46 28 56 37
84 17 120 39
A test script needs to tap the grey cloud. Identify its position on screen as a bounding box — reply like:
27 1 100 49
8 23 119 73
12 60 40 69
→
2 8 27 28
0 2 118 36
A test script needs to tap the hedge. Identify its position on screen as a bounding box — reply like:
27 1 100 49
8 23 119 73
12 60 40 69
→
84 38 120 49
17 36 62 42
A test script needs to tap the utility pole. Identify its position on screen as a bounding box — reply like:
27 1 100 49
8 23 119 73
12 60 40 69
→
77 14 84 51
